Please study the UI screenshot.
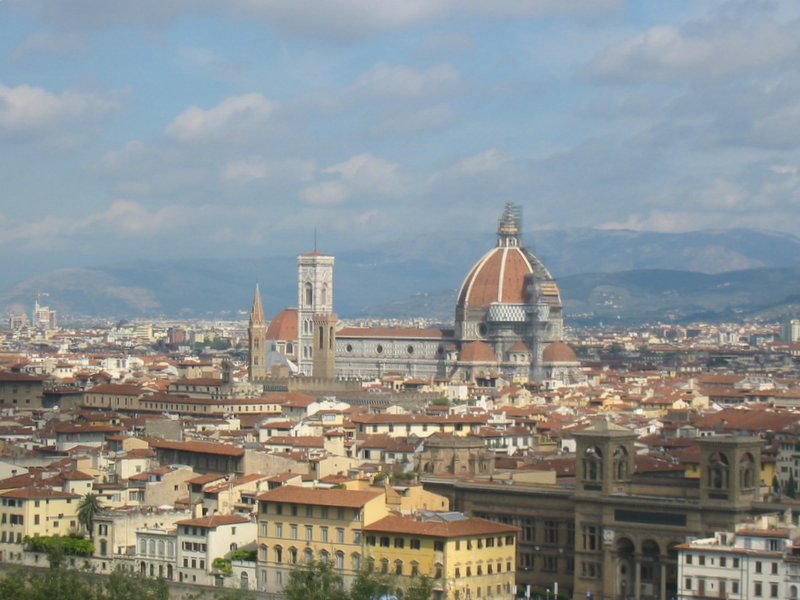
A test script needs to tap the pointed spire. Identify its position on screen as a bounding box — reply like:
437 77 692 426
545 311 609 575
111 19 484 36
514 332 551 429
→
250 283 265 324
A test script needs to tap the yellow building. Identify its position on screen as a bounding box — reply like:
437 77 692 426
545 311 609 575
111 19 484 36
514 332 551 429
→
256 485 388 592
363 513 518 600
0 487 81 562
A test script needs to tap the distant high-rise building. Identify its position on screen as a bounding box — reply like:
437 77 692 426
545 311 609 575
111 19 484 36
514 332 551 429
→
781 317 800 342
32 298 56 329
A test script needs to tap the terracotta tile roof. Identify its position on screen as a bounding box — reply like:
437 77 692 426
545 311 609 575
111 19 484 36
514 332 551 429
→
176 514 251 528
364 514 519 538
256 485 382 508
0 486 80 500
85 383 143 395
187 473 226 485
337 327 449 339
148 439 245 457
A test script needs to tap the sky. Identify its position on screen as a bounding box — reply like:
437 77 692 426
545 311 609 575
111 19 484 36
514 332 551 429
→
1 0 800 287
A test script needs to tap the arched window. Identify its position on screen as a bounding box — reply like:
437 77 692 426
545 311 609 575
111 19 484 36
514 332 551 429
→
789 584 798 600
100 539 108 556
158 540 165 556
148 539 155 555
708 451 729 489
367 557 375 572
321 284 328 305
381 558 389 574
304 283 313 307
260 544 268 561
274 546 283 563
336 551 344 570
352 553 361 571
395 560 403 575
740 453 756 489
304 548 314 564
320 550 330 564
583 446 603 481
319 325 324 350
167 541 175 557
289 547 298 564
614 446 629 481
241 571 249 591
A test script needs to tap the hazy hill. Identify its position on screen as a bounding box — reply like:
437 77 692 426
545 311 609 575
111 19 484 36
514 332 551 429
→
2 228 800 322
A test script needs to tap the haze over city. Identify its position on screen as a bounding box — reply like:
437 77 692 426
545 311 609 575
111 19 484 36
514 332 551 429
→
2 0 800 290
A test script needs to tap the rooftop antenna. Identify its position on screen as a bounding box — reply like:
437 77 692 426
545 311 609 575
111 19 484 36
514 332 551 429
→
314 228 317 252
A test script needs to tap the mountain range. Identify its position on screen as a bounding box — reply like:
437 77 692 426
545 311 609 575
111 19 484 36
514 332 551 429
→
3 228 800 324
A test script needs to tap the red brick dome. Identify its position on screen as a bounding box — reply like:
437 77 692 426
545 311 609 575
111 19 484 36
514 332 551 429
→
541 341 577 363
266 308 298 341
460 340 497 363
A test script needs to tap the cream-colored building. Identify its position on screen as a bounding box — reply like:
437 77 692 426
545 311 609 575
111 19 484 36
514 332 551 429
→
256 485 388 592
0 487 81 562
364 512 518 600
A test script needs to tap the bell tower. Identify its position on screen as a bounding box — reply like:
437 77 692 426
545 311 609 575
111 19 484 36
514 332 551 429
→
697 435 761 509
297 251 335 377
248 284 267 382
572 419 637 497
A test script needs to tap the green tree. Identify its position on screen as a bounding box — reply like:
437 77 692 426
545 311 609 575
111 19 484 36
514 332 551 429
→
77 493 104 537
406 576 434 600
284 560 349 600
787 473 797 499
349 568 394 600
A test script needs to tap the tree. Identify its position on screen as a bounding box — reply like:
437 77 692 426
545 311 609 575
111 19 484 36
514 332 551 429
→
77 493 103 537
284 560 349 600
349 568 393 600
406 576 434 600
787 473 797 499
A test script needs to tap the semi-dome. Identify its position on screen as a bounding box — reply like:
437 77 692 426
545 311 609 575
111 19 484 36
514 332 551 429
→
541 341 578 363
266 308 298 341
460 340 497 363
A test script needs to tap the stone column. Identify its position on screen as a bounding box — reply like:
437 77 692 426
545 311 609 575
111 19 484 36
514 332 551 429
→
634 555 642 600
659 561 667 600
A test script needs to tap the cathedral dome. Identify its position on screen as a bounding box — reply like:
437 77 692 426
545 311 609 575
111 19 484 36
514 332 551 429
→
541 341 578 363
456 203 561 315
266 308 298 341
460 340 497 363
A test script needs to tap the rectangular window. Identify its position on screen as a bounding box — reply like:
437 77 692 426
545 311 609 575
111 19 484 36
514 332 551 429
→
434 541 444 552
582 525 598 551
337 528 344 544
770 583 778 598
686 554 693 565
290 524 298 540
720 557 726 567
544 521 558 544
771 563 778 575
306 506 313 518
353 531 362 545
543 556 558 573
394 538 404 548
754 582 763 597
685 578 692 590
260 523 268 537
321 527 328 543
306 526 313 542
699 555 705 566
380 536 390 547
733 558 739 568
755 561 762 573
732 582 739 594
275 523 283 538
337 508 345 520
411 539 421 550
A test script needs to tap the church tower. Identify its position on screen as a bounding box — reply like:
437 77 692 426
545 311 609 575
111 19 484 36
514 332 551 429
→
297 252 335 377
248 284 267 381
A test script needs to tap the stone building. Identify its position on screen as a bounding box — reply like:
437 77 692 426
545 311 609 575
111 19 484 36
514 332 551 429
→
250 203 582 386
422 421 785 600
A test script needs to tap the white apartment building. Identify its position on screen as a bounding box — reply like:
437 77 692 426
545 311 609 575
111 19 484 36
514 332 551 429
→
677 512 800 600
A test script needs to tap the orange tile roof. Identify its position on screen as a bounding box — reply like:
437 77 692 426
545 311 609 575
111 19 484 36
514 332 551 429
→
364 514 519 538
256 485 382 508
176 514 252 528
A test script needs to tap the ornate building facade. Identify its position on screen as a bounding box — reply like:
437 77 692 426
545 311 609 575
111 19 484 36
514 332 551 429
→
250 204 582 385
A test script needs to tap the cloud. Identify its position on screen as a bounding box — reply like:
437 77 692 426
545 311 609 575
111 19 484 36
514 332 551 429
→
12 32 87 61
587 11 800 82
367 105 456 136
222 157 316 186
300 153 402 206
165 93 275 142
9 0 621 38
0 82 120 136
